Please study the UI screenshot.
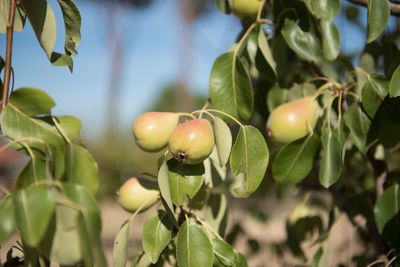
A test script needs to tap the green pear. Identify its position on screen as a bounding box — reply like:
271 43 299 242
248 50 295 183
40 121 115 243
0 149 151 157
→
231 0 263 19
117 177 159 213
133 112 180 152
267 97 319 143
169 118 215 165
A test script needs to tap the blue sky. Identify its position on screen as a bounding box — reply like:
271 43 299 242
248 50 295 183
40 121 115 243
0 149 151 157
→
0 1 388 137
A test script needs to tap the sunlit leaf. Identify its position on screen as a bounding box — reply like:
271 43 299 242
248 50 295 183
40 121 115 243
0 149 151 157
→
56 0 81 56
258 26 277 77
272 134 320 184
321 20 340 61
281 19 321 61
50 52 73 72
213 116 232 166
230 126 269 197
361 74 389 118
158 158 177 227
14 157 47 190
0 197 16 244
9 87 55 116
13 186 54 246
0 4 26 33
313 0 340 20
177 220 213 267
210 52 254 122
389 64 400 97
366 0 390 43
142 210 173 263
204 194 228 237
113 220 130 267
213 239 237 266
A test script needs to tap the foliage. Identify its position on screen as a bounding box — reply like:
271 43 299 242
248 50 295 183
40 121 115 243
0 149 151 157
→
1 0 400 266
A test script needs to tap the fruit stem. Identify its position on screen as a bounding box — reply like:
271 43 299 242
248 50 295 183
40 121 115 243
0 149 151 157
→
204 108 244 128
0 184 10 196
256 0 266 21
192 109 215 120
233 23 256 62
128 197 157 223
0 0 17 114
52 117 72 144
177 112 196 120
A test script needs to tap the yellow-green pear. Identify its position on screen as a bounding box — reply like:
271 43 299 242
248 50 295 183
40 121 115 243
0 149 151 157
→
231 0 263 19
169 118 215 165
117 177 159 213
133 112 180 152
267 97 319 143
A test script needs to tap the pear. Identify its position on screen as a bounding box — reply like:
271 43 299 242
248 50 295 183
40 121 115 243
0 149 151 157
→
169 118 215 165
133 112 180 152
117 177 159 213
231 0 263 19
267 97 319 143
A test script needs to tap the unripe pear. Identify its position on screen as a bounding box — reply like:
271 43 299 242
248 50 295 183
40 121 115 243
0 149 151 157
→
231 0 263 19
169 118 215 165
267 97 319 143
117 177 159 213
133 112 180 152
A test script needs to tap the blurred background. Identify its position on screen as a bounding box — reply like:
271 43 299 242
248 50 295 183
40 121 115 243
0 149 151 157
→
1 0 399 266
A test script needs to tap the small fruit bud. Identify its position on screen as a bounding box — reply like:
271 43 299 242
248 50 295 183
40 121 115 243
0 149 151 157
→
169 118 215 165
117 177 159 213
133 112 179 152
267 97 319 143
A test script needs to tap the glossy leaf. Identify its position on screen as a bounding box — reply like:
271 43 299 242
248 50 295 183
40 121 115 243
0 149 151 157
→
13 186 54 246
65 143 99 195
272 134 320 184
204 194 228 237
210 52 254 122
21 0 57 59
321 20 340 61
50 52 73 72
366 0 390 43
14 158 47 190
343 103 372 154
113 220 130 267
0 4 26 33
56 115 82 137
258 26 277 77
213 239 237 266
203 148 226 188
389 64 400 97
9 87 55 116
230 126 269 197
319 127 342 188
361 74 389 118
158 158 177 226
0 197 16 243
167 158 204 206
56 0 81 56
374 184 400 248
213 116 232 166
142 210 173 263
281 19 321 61
313 0 340 20
177 220 213 267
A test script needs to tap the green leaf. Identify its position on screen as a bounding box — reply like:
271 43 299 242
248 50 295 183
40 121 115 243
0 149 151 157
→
65 143 99 195
319 127 342 188
366 0 390 43
142 210 173 263
210 52 254 122
258 26 277 77
13 186 54 246
14 157 47 190
216 0 230 14
267 84 287 112
167 158 204 206
56 115 82 137
0 4 26 33
157 158 178 227
56 0 81 56
374 184 400 249
213 116 232 166
361 74 389 118
176 220 213 267
281 19 321 61
38 203 83 265
235 252 248 267
113 220 130 267
272 134 320 184
21 0 57 59
9 87 55 116
50 52 73 72
343 103 373 154
313 0 340 20
389 65 400 97
0 197 16 243
312 247 324 267
213 239 237 266
321 20 340 61
230 126 269 197
204 194 228 237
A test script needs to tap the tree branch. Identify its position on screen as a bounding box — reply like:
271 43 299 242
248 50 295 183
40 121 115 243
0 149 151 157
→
0 0 17 114
347 0 400 17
